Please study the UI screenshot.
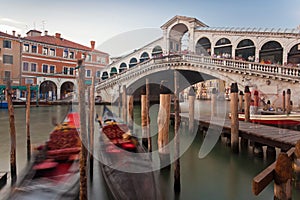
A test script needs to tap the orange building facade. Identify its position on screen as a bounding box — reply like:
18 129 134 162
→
21 30 109 100
0 31 22 86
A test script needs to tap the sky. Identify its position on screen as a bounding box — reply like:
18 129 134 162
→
0 0 299 56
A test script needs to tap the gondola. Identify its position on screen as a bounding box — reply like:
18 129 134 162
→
97 106 160 200
5 111 81 200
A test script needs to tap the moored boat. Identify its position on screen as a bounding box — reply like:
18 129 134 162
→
97 106 160 200
230 110 300 127
5 111 81 200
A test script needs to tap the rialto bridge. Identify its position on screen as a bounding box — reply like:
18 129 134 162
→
96 16 300 107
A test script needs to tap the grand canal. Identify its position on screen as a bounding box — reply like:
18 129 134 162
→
1 101 300 199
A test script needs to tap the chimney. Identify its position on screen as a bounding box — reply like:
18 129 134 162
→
12 30 16 36
44 30 48 36
90 40 95 50
55 33 61 38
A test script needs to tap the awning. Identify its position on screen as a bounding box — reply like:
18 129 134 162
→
0 85 39 91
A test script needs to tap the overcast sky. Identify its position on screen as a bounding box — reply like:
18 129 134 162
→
0 0 299 56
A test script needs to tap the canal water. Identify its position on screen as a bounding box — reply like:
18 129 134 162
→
0 101 299 199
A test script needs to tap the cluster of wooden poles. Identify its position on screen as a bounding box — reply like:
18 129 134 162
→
4 60 96 200
118 71 182 193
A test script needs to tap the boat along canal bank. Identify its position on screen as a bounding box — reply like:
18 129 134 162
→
1 103 300 199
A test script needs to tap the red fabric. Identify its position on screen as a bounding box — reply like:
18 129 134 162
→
33 161 58 170
67 113 80 128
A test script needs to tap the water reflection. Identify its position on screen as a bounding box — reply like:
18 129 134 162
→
1 101 298 199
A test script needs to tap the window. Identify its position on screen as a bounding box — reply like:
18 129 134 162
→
69 51 74 59
63 49 68 58
101 57 106 64
23 62 29 71
86 69 91 77
30 63 37 72
3 40 11 48
43 47 48 55
23 44 29 52
25 78 34 84
3 55 13 64
85 54 91 62
96 56 101 63
63 67 68 75
4 71 11 81
50 65 55 73
49 48 55 56
96 71 101 78
31 45 37 53
42 64 48 73
69 68 74 75
81 53 86 59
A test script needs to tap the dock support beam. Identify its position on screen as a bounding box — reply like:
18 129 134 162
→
26 84 31 161
127 92 134 130
211 88 217 117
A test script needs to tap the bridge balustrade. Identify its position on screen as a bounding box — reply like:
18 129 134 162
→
97 54 300 90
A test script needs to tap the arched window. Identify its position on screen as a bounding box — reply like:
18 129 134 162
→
129 58 138 68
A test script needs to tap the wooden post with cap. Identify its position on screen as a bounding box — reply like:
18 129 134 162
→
211 88 217 117
244 86 251 122
286 89 291 114
77 59 88 200
174 70 181 192
282 90 286 113
89 76 95 179
188 87 195 133
157 81 171 169
26 84 31 161
6 79 17 184
230 83 239 153
238 91 244 113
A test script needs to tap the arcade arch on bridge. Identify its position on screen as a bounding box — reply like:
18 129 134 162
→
101 71 108 80
119 62 127 73
288 43 300 65
195 37 211 56
110 67 118 76
129 57 138 68
152 46 163 57
214 38 232 58
235 39 255 61
259 41 283 64
140 52 150 63
169 23 189 53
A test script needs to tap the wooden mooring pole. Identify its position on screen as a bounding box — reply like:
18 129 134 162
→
89 76 95 179
127 91 134 130
6 79 17 184
282 90 286 113
141 87 148 148
188 87 195 133
286 89 291 114
230 83 239 153
294 140 300 189
274 153 292 200
211 88 217 117
146 78 151 152
122 85 127 123
77 59 88 200
238 91 244 113
26 84 31 161
244 86 251 122
173 70 181 192
157 82 171 169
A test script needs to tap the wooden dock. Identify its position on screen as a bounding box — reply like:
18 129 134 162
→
178 113 300 151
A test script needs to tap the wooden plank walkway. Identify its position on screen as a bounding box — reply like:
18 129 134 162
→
178 113 300 151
